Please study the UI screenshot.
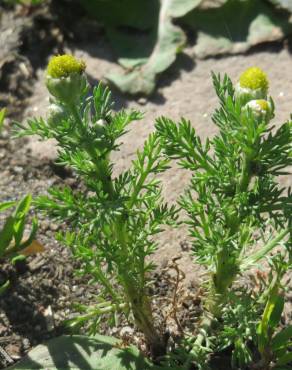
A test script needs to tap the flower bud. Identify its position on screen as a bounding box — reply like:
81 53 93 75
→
242 99 273 123
235 67 269 106
47 103 67 126
96 119 106 127
46 55 88 104
93 119 107 141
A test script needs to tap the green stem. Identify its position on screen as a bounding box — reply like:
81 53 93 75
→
92 265 120 303
88 302 127 316
115 223 165 355
127 158 153 209
94 157 115 199
69 103 164 354
241 227 290 270
124 282 165 357
76 302 127 324
238 154 252 192
206 151 253 316
206 244 239 318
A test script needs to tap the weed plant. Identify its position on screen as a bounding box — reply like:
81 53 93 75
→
16 56 292 369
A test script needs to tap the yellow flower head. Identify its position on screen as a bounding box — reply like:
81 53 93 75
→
243 99 273 123
47 55 86 78
255 99 269 111
239 67 268 92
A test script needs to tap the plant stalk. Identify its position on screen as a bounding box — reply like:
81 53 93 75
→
241 227 290 270
126 285 165 357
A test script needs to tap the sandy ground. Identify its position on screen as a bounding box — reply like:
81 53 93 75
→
24 41 292 284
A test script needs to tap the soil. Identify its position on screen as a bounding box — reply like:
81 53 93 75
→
0 1 292 369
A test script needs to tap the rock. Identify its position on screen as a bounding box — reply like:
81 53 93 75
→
28 256 46 272
138 97 147 105
49 223 59 232
44 306 55 332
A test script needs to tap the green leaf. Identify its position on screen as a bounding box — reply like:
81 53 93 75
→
257 289 284 352
0 201 16 212
276 352 292 366
106 28 156 69
183 0 292 58
78 0 202 94
0 280 10 295
0 216 15 256
269 294 285 330
13 194 32 247
18 217 38 249
0 108 6 131
80 0 159 30
14 194 32 218
107 0 191 95
272 326 292 350
8 334 160 370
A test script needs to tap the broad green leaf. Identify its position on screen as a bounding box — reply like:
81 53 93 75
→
183 0 292 58
8 334 160 370
274 346 290 358
0 201 16 212
0 108 6 131
272 326 292 350
80 0 202 95
276 351 292 366
107 27 155 69
107 0 201 95
80 0 159 30
80 0 292 94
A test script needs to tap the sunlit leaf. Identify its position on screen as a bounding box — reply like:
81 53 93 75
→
0 108 6 131
0 201 16 212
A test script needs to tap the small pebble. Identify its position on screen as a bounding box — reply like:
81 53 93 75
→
138 97 147 105
22 338 30 350
50 223 59 231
